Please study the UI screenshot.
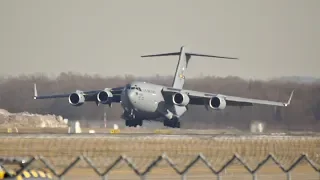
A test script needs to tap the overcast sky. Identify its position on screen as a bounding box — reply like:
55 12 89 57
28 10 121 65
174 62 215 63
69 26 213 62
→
0 0 319 80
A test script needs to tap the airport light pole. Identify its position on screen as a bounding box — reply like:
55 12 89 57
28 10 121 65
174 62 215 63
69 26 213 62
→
104 106 107 128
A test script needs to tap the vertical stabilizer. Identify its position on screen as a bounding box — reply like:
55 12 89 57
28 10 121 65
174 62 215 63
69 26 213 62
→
171 46 189 89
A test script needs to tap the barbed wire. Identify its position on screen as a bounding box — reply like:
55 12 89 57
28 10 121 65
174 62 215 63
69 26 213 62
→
0 153 319 180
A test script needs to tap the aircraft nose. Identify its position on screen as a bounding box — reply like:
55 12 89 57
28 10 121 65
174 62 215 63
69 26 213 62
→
127 90 136 103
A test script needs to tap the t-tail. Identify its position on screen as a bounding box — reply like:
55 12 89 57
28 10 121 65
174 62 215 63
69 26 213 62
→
141 46 238 89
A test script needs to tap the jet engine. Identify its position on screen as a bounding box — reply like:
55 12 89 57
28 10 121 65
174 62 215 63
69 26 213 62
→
209 96 226 110
97 90 113 104
68 92 85 106
172 92 190 106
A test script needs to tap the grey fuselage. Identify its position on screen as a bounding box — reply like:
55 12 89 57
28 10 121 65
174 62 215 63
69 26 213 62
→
120 81 186 121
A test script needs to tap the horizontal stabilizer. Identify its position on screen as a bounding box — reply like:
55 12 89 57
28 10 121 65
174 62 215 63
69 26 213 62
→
141 46 238 60
141 46 238 89
141 52 238 60
141 52 180 57
186 53 238 60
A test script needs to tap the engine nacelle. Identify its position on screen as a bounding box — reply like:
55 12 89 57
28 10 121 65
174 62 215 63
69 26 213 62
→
68 92 85 106
209 96 227 110
172 92 190 106
97 90 113 104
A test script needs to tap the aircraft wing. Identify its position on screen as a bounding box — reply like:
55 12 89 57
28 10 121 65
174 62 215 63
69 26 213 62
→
33 84 124 103
161 87 294 108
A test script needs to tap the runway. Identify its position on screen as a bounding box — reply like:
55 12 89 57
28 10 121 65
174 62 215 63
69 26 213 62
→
1 125 319 136
0 132 319 139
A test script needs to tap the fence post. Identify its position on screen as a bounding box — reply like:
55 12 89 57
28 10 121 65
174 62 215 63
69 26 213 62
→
181 174 187 180
140 175 146 180
217 174 221 180
287 172 291 180
102 175 108 180
252 173 257 180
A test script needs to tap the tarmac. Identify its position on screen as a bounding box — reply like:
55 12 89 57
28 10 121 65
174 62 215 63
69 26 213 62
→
0 132 319 139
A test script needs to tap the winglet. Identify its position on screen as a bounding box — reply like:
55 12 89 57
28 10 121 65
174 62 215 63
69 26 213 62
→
33 83 38 99
284 89 295 107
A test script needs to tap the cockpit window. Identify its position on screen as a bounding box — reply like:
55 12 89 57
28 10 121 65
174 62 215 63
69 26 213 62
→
129 86 142 91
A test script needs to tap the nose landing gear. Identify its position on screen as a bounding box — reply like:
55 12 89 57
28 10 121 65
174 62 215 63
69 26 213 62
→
125 119 143 127
121 110 143 127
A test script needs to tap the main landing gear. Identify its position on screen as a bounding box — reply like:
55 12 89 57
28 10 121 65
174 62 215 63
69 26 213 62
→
163 118 181 128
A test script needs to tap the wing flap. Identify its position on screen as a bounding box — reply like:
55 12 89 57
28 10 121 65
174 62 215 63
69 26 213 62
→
225 96 282 107
33 94 70 99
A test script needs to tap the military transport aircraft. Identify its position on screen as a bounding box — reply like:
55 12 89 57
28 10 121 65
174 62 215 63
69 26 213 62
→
33 46 294 128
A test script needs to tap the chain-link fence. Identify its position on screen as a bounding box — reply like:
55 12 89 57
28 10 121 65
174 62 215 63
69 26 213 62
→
0 153 319 180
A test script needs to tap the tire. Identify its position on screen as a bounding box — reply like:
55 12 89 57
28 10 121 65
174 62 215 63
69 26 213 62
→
164 120 171 127
163 120 167 126
175 121 180 128
163 119 179 128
